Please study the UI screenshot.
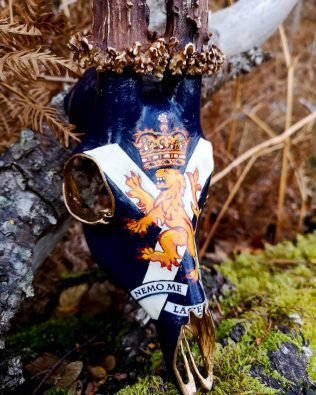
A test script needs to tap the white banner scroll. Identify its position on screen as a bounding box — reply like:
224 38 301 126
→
164 301 207 317
131 281 188 300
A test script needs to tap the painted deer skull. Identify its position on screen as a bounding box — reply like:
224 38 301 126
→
63 68 217 394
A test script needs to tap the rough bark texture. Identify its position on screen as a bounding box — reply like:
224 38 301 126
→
70 0 225 77
165 0 209 49
91 0 210 50
0 93 72 349
92 0 149 50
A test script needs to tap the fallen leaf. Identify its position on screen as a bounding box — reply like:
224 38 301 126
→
68 379 84 395
56 361 83 388
57 284 89 314
25 352 68 385
87 365 107 381
80 282 112 315
101 355 116 371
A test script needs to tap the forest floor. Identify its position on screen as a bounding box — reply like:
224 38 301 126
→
4 232 316 394
2 1 316 394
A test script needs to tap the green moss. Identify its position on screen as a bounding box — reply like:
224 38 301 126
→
262 331 300 353
59 266 108 285
148 349 164 373
44 388 68 395
296 233 316 261
213 342 278 395
264 241 303 260
5 315 133 360
117 376 179 395
9 233 314 394
216 318 244 341
217 231 316 382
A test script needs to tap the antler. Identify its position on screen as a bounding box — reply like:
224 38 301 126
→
174 306 216 395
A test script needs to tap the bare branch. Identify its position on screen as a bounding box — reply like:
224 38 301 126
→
148 0 299 58
210 0 298 58
210 111 316 186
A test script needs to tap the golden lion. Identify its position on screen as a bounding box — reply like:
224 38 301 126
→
125 168 201 279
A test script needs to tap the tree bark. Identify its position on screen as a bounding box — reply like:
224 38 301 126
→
0 93 72 348
70 0 224 77
92 0 149 50
165 0 209 49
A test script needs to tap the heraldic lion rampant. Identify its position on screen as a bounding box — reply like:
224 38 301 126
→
125 168 202 279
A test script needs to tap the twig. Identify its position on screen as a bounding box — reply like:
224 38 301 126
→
279 25 292 69
245 108 275 138
237 120 249 156
276 139 290 241
9 0 13 24
40 75 78 83
275 25 296 241
60 0 75 17
245 107 309 233
210 111 316 186
227 76 241 155
200 144 283 259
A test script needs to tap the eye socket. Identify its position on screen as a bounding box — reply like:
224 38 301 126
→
63 154 114 225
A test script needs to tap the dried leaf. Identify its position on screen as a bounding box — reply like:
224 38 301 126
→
0 83 80 146
68 380 84 395
101 355 116 372
0 50 79 81
25 352 68 385
56 361 83 388
0 21 42 37
84 382 96 395
87 365 107 381
57 284 89 314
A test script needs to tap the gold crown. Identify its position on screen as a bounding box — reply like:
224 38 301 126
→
134 114 189 170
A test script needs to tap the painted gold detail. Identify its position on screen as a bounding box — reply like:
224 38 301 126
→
134 113 189 170
68 34 225 78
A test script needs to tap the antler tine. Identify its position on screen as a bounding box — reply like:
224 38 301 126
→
183 335 213 390
174 328 197 395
